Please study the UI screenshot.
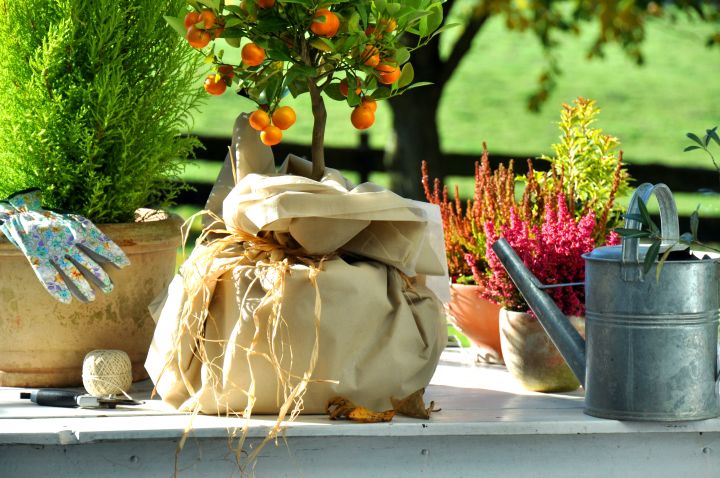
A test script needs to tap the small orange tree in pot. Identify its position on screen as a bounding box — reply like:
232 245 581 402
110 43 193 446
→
168 0 446 180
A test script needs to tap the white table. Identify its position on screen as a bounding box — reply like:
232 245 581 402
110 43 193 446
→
2 349 719 477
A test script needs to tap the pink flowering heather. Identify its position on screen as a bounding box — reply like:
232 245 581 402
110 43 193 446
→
477 193 597 317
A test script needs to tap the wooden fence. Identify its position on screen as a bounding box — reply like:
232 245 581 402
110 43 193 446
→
178 134 720 240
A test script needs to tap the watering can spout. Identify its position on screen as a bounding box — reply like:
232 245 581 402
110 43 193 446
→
492 238 587 387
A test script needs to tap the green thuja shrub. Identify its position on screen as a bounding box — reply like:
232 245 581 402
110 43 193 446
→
538 97 631 232
0 0 203 223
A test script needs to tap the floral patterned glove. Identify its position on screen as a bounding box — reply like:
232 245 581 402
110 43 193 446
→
0 189 130 303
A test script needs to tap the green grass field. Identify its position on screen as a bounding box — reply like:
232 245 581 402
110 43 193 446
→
188 12 720 169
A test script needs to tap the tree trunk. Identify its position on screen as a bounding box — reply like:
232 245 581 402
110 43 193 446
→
386 37 444 199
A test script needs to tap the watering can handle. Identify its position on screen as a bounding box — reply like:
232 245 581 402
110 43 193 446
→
621 183 679 282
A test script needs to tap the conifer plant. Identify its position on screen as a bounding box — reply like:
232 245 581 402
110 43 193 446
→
0 0 203 223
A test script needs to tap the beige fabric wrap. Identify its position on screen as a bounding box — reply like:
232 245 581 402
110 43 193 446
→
145 114 448 414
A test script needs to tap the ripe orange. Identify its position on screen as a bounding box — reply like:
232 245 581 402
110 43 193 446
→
249 109 271 131
351 105 375 130
272 106 296 130
361 97 377 113
310 9 340 38
212 26 224 39
184 11 200 30
375 63 401 85
186 26 211 49
203 75 226 95
339 77 361 97
257 0 275 7
200 9 217 29
260 125 283 146
241 43 265 67
362 45 380 67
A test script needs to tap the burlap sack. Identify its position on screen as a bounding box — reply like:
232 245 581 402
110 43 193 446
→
145 114 448 415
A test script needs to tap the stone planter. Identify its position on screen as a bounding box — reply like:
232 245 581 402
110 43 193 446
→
499 307 585 393
0 210 181 387
446 283 503 360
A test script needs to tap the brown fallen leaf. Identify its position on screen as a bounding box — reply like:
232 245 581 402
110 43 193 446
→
348 406 395 423
390 388 439 419
327 396 395 423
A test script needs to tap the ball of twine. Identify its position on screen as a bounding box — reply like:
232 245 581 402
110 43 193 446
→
82 349 132 397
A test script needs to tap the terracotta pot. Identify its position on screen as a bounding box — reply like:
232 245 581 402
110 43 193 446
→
446 283 503 360
499 308 585 393
0 210 181 387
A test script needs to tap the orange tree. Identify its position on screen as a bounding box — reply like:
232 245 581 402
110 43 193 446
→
167 0 446 180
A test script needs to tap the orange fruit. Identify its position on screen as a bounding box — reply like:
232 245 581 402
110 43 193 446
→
362 45 380 67
376 63 401 85
203 75 226 95
339 77 362 97
257 0 275 7
260 125 283 146
212 26 224 39
351 105 375 130
241 43 265 67
200 9 217 29
249 109 271 131
361 97 377 113
310 9 340 38
186 26 211 49
272 106 296 130
184 11 200 30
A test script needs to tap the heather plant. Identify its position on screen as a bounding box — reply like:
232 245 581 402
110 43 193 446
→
0 0 203 223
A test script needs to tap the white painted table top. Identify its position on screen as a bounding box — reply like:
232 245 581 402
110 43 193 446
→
2 349 719 446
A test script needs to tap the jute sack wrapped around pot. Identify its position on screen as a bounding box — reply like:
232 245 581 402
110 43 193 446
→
145 114 448 415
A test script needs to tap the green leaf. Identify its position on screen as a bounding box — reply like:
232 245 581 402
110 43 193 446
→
690 206 700 240
398 62 414 88
657 243 674 282
225 37 241 48
637 197 659 234
394 47 410 65
373 87 392 100
197 0 220 10
707 127 720 147
687 132 704 146
643 240 661 275
323 82 346 101
684 145 701 152
164 15 187 37
614 228 651 239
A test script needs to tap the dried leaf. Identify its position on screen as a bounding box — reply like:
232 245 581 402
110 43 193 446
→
348 407 395 423
327 396 395 423
390 388 439 419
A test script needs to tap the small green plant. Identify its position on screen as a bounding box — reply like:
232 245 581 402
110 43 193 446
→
616 126 720 278
0 0 204 223
537 97 631 241
685 126 720 187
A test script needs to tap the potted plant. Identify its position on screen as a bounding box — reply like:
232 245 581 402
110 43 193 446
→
0 0 203 386
167 0 443 179
424 97 629 391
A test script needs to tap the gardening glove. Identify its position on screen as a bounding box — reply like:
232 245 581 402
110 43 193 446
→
0 189 130 304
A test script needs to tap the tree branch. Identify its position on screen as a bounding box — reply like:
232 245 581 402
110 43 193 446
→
439 9 490 87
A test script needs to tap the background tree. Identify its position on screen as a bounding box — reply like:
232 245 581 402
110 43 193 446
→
387 0 720 199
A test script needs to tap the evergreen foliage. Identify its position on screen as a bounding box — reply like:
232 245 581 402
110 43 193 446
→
0 0 203 223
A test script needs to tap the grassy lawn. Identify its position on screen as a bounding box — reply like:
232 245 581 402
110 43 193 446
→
188 12 720 169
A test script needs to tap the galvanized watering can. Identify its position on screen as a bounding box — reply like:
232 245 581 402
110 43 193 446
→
493 183 720 421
